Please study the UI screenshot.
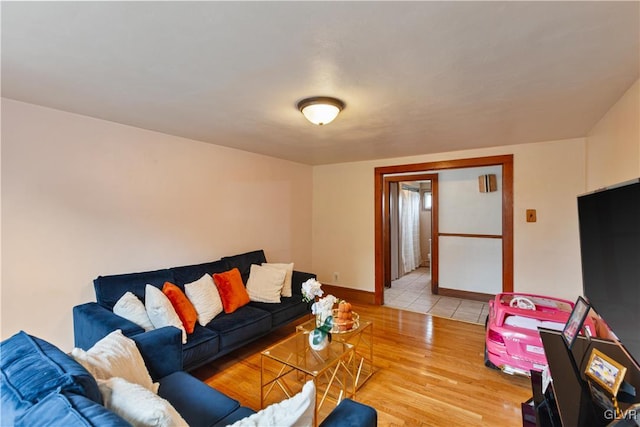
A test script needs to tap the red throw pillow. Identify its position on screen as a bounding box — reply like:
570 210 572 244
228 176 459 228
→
162 282 198 334
212 268 250 314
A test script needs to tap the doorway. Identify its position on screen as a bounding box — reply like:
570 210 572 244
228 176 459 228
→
389 179 435 282
387 174 439 291
374 155 514 305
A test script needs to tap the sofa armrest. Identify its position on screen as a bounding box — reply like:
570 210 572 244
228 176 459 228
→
132 327 183 380
73 302 144 349
319 399 377 427
291 270 317 296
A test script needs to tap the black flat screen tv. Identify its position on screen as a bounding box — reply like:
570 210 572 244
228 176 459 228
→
578 178 640 363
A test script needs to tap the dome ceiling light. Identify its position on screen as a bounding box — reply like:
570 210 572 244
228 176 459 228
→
297 96 345 126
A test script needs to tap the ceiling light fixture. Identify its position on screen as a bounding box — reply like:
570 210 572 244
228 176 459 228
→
297 96 345 126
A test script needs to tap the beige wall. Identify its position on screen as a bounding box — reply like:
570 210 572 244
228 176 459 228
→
438 166 502 294
1 99 313 349
586 79 640 190
312 138 587 301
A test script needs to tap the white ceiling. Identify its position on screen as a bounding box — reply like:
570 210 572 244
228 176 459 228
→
2 1 638 165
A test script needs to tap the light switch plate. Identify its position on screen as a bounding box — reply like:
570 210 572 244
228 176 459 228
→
526 209 537 222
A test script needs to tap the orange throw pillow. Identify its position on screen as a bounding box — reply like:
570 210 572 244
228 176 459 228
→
162 282 198 334
212 268 250 314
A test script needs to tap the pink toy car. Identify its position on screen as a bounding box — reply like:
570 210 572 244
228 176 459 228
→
484 293 593 376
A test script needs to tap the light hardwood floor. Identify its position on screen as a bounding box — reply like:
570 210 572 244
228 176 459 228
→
192 304 531 426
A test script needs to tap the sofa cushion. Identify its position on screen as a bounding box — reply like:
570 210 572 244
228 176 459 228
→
171 260 228 287
222 250 267 284
262 262 294 297
249 297 309 328
99 377 187 427
185 274 224 327
94 268 175 310
213 268 250 314
246 264 286 303
228 380 315 427
15 391 131 427
206 306 271 350
145 285 187 344
1 331 102 424
162 282 198 334
182 325 220 371
113 292 154 332
158 371 240 427
71 329 158 394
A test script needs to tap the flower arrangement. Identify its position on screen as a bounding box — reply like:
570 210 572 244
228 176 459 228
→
301 278 323 303
301 278 336 348
312 294 337 329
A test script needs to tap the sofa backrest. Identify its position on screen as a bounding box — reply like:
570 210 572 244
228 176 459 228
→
93 250 268 309
222 250 267 285
170 260 227 287
1 331 103 425
94 269 174 310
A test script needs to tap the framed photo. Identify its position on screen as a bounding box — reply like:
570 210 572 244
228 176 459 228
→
562 296 590 349
585 348 627 396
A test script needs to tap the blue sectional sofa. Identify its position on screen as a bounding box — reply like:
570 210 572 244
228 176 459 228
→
73 250 314 371
1 328 378 426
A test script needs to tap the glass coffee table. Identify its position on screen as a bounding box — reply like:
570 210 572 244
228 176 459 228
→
260 330 355 427
297 316 374 392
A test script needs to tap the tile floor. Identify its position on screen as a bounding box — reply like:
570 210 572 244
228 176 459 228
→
384 267 489 324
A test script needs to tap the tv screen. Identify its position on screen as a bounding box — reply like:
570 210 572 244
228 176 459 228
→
578 179 640 363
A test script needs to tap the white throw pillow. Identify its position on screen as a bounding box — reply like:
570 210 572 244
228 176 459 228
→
71 329 158 394
262 263 294 297
145 284 187 344
229 380 315 427
98 377 187 427
246 264 286 303
184 273 223 327
113 291 155 331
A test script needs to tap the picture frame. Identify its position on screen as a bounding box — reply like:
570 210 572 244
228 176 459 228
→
562 296 590 349
585 348 627 396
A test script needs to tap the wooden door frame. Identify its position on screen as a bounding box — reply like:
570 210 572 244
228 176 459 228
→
384 174 439 293
374 154 514 305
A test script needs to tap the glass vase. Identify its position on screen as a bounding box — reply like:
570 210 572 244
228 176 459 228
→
308 329 329 351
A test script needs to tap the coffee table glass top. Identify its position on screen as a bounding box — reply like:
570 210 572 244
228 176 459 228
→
262 331 353 376
297 317 372 338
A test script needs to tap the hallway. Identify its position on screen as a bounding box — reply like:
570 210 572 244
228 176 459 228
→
384 267 489 324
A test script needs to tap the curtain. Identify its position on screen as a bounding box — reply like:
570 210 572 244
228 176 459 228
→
399 189 421 275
